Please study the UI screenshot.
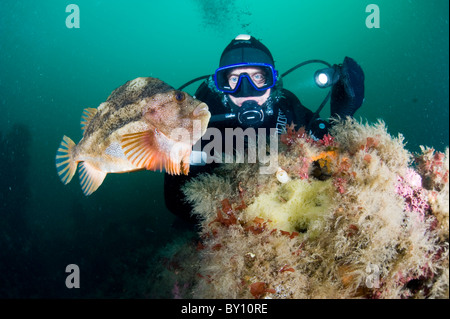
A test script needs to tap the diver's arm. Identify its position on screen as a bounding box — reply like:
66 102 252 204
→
164 162 218 223
164 173 195 222
330 57 365 118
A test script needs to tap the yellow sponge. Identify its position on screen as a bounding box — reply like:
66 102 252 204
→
245 179 334 238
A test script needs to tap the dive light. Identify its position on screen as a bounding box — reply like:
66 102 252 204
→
314 66 340 88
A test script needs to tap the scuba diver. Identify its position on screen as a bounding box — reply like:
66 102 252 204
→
164 34 365 223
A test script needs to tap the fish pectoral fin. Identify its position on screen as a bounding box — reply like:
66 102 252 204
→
80 108 97 134
170 142 192 175
121 130 191 175
78 162 107 196
181 149 191 175
56 135 77 185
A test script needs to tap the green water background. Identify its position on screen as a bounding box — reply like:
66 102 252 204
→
0 0 448 297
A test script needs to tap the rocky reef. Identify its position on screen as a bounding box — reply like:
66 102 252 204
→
166 118 448 299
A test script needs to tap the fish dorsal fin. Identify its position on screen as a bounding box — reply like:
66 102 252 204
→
80 108 97 134
78 161 107 196
120 129 192 175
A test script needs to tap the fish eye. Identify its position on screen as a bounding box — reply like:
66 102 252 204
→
174 91 186 102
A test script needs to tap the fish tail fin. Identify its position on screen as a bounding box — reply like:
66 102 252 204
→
78 162 107 196
56 135 77 185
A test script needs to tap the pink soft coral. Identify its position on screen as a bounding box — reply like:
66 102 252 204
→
395 168 430 221
318 133 336 148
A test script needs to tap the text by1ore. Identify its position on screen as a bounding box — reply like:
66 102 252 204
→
181 303 268 316
225 303 268 314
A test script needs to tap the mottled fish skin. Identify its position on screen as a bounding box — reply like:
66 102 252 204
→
73 78 163 171
83 77 173 138
74 77 205 172
81 78 170 144
55 77 210 195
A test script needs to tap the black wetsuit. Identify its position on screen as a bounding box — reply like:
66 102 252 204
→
164 60 364 222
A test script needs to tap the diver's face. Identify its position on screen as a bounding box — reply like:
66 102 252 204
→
227 67 267 89
227 67 271 107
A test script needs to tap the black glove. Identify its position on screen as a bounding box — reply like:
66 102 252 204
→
330 57 365 118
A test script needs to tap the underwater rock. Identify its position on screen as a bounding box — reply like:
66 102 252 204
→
179 118 448 299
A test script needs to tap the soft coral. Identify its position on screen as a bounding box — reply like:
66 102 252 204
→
395 168 430 222
209 199 238 227
280 124 307 146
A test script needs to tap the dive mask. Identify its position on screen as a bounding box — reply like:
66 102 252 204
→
214 63 277 97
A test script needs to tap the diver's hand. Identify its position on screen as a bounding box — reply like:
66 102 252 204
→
189 150 208 166
330 57 365 118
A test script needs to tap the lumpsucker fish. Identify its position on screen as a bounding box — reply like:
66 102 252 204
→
56 77 210 196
